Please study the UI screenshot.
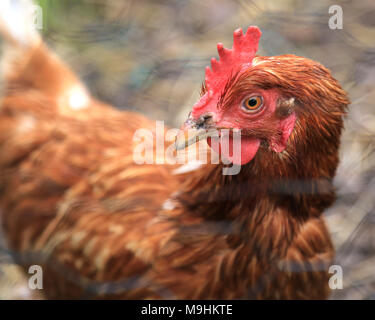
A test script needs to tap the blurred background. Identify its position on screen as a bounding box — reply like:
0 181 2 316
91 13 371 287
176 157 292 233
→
0 0 374 299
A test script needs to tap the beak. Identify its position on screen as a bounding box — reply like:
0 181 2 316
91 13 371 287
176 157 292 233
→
174 114 218 150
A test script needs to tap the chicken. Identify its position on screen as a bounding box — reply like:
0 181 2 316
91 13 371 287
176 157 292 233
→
0 1 349 299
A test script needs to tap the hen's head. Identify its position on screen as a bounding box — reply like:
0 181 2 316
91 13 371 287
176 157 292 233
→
176 26 349 176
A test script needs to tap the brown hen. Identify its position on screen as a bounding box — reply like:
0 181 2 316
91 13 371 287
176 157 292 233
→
0 1 349 299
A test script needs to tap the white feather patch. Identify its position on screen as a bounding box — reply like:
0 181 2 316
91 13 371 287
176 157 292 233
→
162 198 176 211
67 85 90 110
172 160 203 175
16 115 36 133
0 0 40 46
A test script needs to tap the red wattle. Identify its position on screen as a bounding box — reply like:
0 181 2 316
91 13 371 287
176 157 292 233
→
208 135 260 165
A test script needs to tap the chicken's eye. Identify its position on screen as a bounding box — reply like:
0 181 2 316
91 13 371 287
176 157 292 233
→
242 96 263 112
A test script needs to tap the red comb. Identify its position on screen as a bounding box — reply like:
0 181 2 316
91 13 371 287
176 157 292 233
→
192 26 262 116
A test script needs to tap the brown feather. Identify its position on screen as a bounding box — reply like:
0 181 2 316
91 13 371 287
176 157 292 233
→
0 36 349 299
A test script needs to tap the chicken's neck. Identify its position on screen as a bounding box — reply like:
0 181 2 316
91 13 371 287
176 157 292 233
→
174 158 335 258
176 153 336 225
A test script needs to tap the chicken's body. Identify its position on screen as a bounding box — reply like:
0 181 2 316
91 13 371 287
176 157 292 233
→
0 1 348 299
